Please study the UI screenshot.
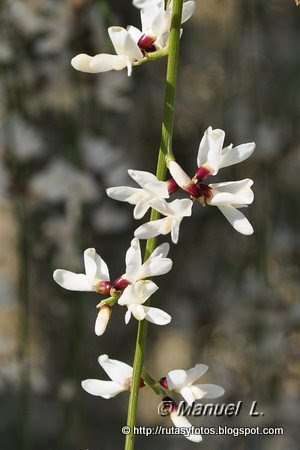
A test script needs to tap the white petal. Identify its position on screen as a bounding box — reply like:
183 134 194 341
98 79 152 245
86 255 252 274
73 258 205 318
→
53 269 91 291
209 179 254 206
128 169 169 198
168 161 191 188
220 142 256 169
84 248 110 285
197 126 225 174
166 369 189 390
170 218 181 244
90 53 129 72
125 238 142 282
181 1 196 24
179 386 196 405
217 204 254 235
71 54 99 73
149 242 170 258
185 363 209 384
118 280 159 306
129 304 147 321
106 186 143 204
133 197 151 219
81 379 126 399
125 308 132 324
108 27 143 60
139 256 173 279
98 354 133 385
191 384 225 399
150 198 193 218
170 412 202 443
143 306 171 325
127 25 143 43
134 217 172 240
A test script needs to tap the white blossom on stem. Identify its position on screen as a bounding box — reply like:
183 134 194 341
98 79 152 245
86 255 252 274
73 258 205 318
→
53 248 110 293
82 354 134 399
162 397 202 443
134 198 193 244
161 364 225 406
106 169 169 219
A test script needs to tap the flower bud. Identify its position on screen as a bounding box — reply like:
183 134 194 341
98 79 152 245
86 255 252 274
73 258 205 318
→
159 376 169 390
96 280 112 295
138 32 157 51
112 276 130 291
193 166 211 182
95 305 112 336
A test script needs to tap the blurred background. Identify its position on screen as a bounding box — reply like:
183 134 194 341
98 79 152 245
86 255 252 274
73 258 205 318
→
0 0 299 449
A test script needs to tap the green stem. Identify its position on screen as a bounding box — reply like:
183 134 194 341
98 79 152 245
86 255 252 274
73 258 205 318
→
124 1 183 449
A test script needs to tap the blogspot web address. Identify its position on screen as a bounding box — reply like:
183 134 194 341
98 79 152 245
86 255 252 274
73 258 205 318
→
122 425 284 438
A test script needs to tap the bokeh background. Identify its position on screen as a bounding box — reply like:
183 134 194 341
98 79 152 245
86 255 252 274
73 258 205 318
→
0 1 299 449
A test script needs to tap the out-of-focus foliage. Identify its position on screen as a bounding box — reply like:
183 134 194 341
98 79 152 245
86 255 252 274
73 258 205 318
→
0 1 299 449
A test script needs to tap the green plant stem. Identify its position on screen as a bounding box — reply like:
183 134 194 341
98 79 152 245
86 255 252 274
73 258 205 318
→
124 1 183 449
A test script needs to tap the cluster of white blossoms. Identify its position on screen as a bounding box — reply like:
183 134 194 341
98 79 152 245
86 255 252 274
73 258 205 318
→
108 126 255 241
81 355 225 443
52 0 255 444
71 0 195 76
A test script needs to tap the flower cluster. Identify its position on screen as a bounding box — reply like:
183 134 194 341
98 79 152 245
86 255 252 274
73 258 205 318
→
71 0 195 76
108 127 255 242
82 355 224 442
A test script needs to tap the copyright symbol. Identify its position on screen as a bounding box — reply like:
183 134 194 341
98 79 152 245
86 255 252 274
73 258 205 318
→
158 400 172 417
122 426 130 435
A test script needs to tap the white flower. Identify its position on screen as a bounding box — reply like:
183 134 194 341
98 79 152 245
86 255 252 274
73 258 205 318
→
71 26 144 76
164 363 225 406
106 169 170 219
134 198 193 243
196 126 255 179
208 179 254 235
82 354 133 399
118 279 171 325
117 238 172 325
53 248 110 292
168 159 254 236
71 1 195 76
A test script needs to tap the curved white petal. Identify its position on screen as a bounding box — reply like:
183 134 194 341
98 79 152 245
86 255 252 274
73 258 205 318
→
150 242 170 258
125 238 142 282
167 369 189 390
95 306 111 336
191 383 225 399
179 386 196 405
128 169 169 198
118 280 159 306
125 308 132 324
129 304 147 321
84 248 110 284
170 217 181 244
90 53 129 72
209 179 254 206
168 161 191 188
98 354 132 385
143 306 171 325
127 25 143 43
108 27 143 60
53 269 91 291
71 54 99 73
197 126 225 174
220 142 256 169
185 363 209 384
217 204 254 235
150 198 193 217
81 379 125 399
106 186 143 204
170 412 202 442
134 217 172 240
133 197 152 219
139 256 173 279
181 1 196 24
